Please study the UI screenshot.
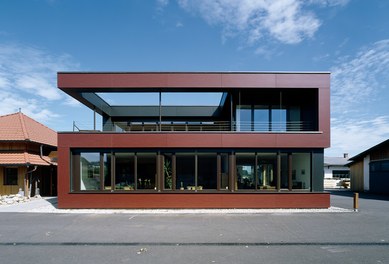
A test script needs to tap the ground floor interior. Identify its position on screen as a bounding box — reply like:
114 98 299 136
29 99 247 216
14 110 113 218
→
70 148 324 193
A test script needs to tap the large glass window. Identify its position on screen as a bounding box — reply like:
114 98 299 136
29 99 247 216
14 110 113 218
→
220 154 229 190
176 154 195 190
236 106 251 131
163 153 173 190
137 153 156 190
271 107 287 132
292 153 311 190
80 152 101 191
236 105 287 132
280 153 289 189
198 153 217 190
71 149 314 193
4 168 18 185
254 106 269 131
115 153 135 190
236 153 256 189
257 153 277 190
103 153 112 190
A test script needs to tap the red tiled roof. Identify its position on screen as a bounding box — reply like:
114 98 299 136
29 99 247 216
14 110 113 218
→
0 152 53 166
0 112 57 146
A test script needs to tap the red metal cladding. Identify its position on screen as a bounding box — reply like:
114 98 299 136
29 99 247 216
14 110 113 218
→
58 72 330 90
57 193 330 209
58 132 329 149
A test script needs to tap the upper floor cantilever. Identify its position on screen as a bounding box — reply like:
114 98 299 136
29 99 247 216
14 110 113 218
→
58 72 330 138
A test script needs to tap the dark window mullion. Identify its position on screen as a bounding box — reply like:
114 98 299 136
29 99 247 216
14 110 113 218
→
134 154 138 190
100 153 104 191
195 153 198 190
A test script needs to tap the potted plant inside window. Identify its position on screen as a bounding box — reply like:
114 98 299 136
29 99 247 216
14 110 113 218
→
164 159 172 189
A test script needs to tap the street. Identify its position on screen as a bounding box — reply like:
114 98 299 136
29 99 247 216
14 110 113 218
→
0 190 388 264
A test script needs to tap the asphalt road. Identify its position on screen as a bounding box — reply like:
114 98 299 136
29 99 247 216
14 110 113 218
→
0 190 388 264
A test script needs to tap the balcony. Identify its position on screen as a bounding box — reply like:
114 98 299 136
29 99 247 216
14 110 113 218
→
99 120 316 133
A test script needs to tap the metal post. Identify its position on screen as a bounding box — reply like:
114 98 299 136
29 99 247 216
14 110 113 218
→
159 91 162 131
93 107 96 130
354 193 359 212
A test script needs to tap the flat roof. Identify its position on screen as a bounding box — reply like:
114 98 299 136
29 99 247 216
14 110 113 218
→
58 71 331 74
57 72 330 117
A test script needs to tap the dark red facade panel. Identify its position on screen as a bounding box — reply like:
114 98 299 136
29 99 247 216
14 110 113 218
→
58 192 330 209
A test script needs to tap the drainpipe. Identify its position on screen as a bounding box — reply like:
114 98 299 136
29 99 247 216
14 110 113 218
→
26 165 37 198
40 145 44 160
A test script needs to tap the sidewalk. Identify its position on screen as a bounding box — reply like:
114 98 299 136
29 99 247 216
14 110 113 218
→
0 196 353 214
0 197 58 213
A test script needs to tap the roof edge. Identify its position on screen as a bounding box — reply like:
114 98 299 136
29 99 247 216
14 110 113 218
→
57 71 331 74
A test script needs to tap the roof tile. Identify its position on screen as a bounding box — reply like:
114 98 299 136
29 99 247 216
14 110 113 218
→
0 152 53 166
0 112 57 146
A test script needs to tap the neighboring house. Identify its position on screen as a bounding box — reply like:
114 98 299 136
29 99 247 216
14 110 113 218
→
348 139 389 194
323 154 350 188
0 112 57 196
57 71 330 209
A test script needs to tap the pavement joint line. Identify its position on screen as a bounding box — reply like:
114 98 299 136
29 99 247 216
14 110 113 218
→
1 242 389 246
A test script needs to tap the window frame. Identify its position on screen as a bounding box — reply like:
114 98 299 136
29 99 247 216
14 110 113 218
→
4 167 18 186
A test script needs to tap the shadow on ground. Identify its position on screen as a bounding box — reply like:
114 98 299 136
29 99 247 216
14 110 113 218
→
328 189 389 201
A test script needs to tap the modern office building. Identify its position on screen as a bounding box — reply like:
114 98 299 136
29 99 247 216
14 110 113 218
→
57 72 330 209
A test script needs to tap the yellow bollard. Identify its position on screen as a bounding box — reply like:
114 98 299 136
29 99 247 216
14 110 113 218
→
353 193 359 212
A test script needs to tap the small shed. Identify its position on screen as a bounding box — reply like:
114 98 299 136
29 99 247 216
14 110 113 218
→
348 139 389 194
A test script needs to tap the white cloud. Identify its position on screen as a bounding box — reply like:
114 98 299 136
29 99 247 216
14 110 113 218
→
327 40 389 157
0 43 79 124
0 43 78 101
329 116 389 157
308 0 350 7
63 96 82 107
157 0 169 7
331 39 389 114
0 90 59 123
168 0 348 45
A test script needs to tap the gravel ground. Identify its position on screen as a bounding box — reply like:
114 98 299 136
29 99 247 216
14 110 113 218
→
0 196 354 214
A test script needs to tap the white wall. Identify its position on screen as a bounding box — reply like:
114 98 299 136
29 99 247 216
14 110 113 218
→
324 167 332 179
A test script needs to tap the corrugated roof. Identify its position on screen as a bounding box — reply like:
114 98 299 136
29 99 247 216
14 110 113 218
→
0 112 57 146
0 152 53 166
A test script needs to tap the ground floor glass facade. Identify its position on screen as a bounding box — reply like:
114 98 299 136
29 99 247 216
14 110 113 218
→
71 149 317 193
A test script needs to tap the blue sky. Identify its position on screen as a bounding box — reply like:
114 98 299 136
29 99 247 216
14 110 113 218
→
1 0 389 157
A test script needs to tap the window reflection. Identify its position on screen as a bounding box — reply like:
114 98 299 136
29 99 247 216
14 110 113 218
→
257 153 277 190
176 154 195 190
236 153 255 189
115 153 135 190
292 153 311 190
80 152 100 191
198 154 217 190
137 153 156 190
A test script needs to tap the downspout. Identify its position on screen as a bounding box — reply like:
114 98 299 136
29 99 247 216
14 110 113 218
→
26 165 38 198
40 145 43 160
